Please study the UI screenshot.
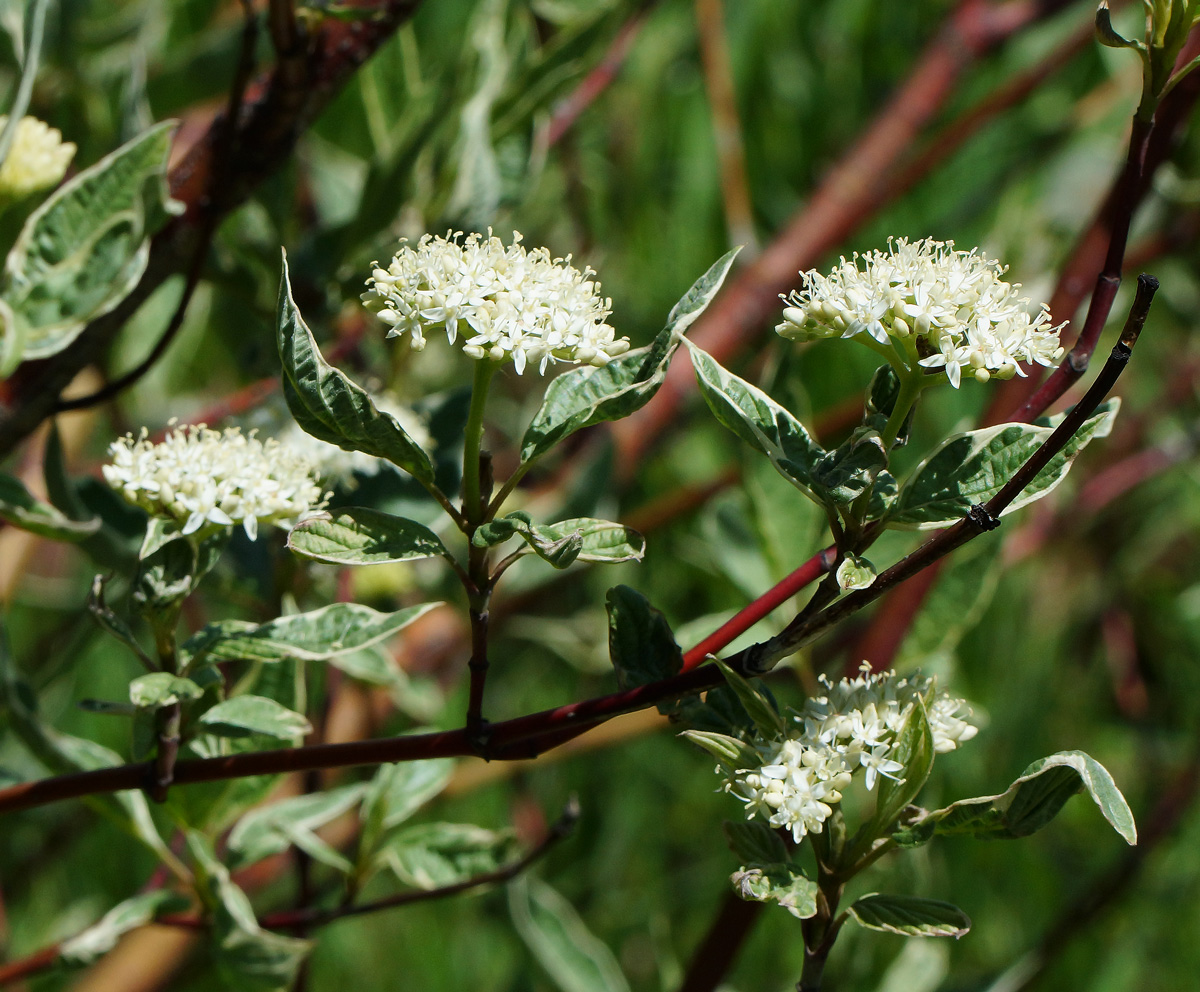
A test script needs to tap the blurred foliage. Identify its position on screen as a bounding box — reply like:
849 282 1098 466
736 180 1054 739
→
3 0 1200 990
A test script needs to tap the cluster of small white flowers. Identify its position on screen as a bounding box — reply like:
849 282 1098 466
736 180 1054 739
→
103 425 325 541
729 665 977 842
0 116 75 199
776 238 1064 388
278 396 431 487
361 231 630 375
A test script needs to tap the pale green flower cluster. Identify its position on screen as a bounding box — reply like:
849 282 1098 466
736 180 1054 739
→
361 231 630 375
729 665 977 842
0 115 74 199
776 237 1064 388
104 425 325 541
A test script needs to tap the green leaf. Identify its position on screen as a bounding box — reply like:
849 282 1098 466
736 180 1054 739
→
723 819 788 865
871 698 934 836
519 248 740 464
811 428 888 505
185 602 439 665
606 585 683 690
680 729 759 774
671 683 759 737
287 506 448 565
358 758 456 860
59 891 190 966
198 696 312 740
228 783 367 872
509 876 633 992
714 659 786 738
277 252 436 485
848 893 971 937
188 833 312 992
888 401 1119 529
382 821 519 889
2 121 182 367
0 471 100 541
894 750 1137 847
129 672 203 709
688 343 828 506
729 861 818 919
476 513 645 568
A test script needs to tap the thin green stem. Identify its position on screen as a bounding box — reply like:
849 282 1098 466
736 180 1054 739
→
461 360 498 529
879 369 923 451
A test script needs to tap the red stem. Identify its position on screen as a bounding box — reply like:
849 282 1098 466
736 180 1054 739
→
682 546 836 671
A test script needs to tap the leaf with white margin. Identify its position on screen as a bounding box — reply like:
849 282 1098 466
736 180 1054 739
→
184 602 440 665
888 400 1119 529
892 750 1137 847
3 121 181 366
198 696 312 740
510 876 633 992
59 891 190 966
277 252 436 485
519 247 741 464
0 471 99 541
287 506 448 565
848 893 971 937
474 512 645 568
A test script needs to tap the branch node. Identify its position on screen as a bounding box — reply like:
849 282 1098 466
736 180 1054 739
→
966 503 1001 532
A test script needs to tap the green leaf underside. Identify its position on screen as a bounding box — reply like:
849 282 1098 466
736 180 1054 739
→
519 247 740 464
185 602 440 664
606 586 683 690
888 401 1119 529
383 822 518 889
358 759 456 861
475 513 645 568
287 506 448 564
893 750 1137 847
730 862 818 919
848 893 971 937
228 783 367 872
129 672 203 708
277 253 435 484
688 345 828 504
3 121 182 365
509 877 633 992
0 471 100 541
198 696 312 740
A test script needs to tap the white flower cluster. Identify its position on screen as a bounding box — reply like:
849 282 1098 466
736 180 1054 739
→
104 425 325 541
362 231 630 375
730 665 977 842
776 238 1064 388
0 115 75 199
